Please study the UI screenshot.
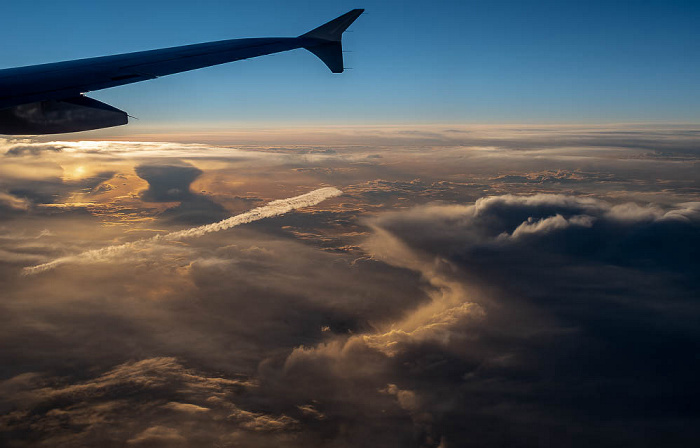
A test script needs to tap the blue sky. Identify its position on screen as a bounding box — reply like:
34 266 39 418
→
1 0 699 125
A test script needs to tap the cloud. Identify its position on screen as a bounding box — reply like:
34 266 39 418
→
1 128 699 447
342 194 700 446
161 402 210 414
0 229 434 445
0 191 30 211
209 193 700 447
127 426 186 447
0 357 300 447
3 143 65 157
4 187 700 446
22 187 343 275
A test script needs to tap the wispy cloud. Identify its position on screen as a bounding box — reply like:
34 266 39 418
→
22 187 342 275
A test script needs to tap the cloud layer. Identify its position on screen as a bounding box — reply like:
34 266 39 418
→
1 128 699 446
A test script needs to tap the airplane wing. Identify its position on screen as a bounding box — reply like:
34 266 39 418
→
0 9 363 135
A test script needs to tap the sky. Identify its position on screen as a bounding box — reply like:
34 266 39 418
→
1 0 700 126
1 1 700 447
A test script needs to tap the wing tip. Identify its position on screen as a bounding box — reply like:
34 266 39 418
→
300 9 365 42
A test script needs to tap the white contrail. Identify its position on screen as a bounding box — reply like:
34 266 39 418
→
23 187 342 276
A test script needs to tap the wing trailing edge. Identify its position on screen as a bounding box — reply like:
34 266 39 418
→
0 96 127 135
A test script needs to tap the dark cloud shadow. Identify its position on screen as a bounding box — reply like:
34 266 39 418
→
135 162 228 224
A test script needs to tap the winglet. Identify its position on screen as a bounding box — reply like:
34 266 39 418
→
300 9 364 42
300 9 364 73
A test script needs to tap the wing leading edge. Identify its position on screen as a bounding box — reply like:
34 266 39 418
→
0 9 364 135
